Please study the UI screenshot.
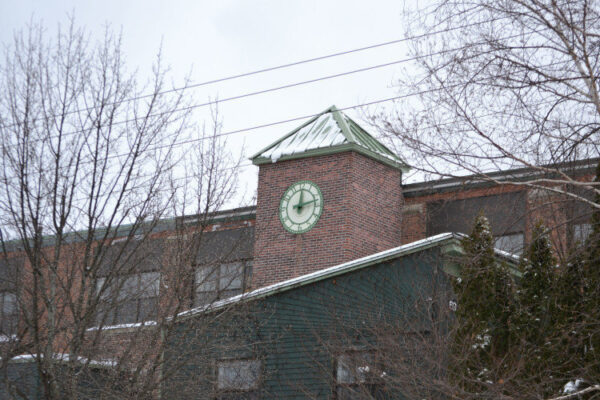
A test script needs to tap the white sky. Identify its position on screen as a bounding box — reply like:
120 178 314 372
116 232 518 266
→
1 0 419 208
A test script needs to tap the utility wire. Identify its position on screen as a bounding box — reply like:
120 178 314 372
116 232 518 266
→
0 15 508 129
0 87 571 205
1 28 547 149
94 58 567 163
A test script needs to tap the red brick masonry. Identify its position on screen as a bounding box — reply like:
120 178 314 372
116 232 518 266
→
252 151 403 288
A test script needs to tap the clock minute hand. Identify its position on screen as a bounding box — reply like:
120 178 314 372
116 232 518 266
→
293 199 316 209
293 190 305 211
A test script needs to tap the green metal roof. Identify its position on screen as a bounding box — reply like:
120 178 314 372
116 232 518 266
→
250 106 410 172
175 232 521 321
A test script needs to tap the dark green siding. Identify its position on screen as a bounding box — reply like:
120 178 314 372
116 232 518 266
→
164 247 448 399
0 362 41 399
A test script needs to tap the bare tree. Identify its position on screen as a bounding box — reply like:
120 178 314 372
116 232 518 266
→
378 0 600 209
0 18 245 399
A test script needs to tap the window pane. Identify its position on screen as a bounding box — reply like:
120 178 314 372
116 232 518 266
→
220 289 241 301
337 353 375 384
0 316 16 336
574 223 592 243
196 266 218 292
96 278 111 301
220 263 243 290
118 275 140 301
95 304 115 326
139 272 160 298
495 233 524 255
2 293 16 315
337 355 354 384
194 291 218 307
138 297 157 322
116 299 139 324
0 293 17 335
217 360 261 390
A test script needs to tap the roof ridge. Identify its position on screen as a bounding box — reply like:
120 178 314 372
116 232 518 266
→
249 105 335 160
330 105 355 144
342 113 398 158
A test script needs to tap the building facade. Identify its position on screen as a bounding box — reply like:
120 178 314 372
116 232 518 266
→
0 105 597 398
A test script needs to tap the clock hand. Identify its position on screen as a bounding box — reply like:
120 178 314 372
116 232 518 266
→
293 199 316 209
293 190 305 212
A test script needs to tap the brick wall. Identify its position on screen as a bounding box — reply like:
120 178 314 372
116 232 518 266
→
400 203 426 244
252 151 403 288
400 177 595 261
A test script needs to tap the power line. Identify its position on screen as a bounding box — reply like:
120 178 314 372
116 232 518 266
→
0 91 454 195
0 55 566 176
100 58 566 163
0 16 509 130
1 28 546 150
0 87 570 205
57 107 566 201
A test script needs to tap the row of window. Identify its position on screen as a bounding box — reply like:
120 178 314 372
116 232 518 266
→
493 222 592 256
0 261 252 333
94 261 252 326
0 224 592 330
216 351 383 399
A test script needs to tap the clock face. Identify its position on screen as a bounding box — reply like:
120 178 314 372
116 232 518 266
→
279 180 323 234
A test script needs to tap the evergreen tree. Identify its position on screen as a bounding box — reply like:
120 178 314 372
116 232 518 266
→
515 221 557 394
551 161 600 392
451 214 515 391
581 161 600 376
586 161 600 271
517 221 556 345
555 248 587 386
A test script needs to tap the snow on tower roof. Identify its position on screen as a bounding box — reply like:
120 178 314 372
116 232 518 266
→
250 105 410 172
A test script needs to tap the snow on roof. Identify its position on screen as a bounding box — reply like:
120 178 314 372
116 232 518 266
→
176 232 471 321
0 334 17 343
8 353 117 368
265 112 344 163
86 320 157 332
251 105 409 171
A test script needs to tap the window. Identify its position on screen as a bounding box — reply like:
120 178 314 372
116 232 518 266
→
336 351 385 399
195 261 252 306
0 292 17 335
427 192 526 237
574 223 592 243
96 272 160 325
494 232 524 255
216 359 261 399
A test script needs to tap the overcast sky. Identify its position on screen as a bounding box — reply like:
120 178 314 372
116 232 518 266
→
1 0 420 206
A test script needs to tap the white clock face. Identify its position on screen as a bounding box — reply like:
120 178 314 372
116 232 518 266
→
279 180 323 234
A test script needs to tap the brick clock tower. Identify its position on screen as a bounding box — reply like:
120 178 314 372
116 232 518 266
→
250 106 409 288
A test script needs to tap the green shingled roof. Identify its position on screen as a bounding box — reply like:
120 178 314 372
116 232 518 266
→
250 106 410 172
